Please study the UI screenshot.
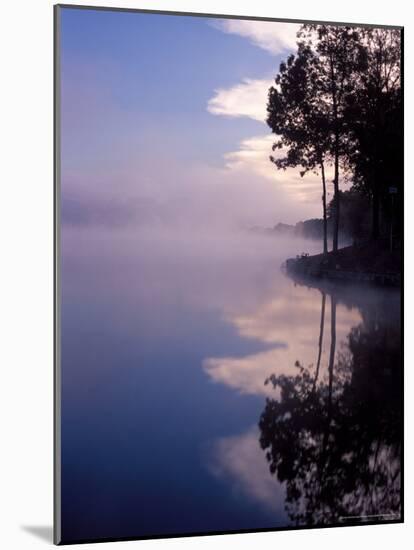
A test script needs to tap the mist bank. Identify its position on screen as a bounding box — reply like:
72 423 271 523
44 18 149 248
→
61 223 323 317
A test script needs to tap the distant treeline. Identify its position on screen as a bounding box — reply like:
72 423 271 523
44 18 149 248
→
272 219 330 241
250 219 329 241
258 188 378 244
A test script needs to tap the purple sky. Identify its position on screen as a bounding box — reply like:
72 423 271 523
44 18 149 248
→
60 8 326 234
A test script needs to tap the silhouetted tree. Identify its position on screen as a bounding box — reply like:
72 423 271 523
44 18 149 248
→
268 25 370 253
259 290 401 525
267 43 330 254
344 28 402 241
298 25 365 252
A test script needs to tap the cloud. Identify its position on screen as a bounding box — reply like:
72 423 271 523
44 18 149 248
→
206 75 333 206
205 347 290 397
223 134 274 175
212 20 300 55
208 427 287 516
205 25 331 209
207 78 273 122
222 134 327 205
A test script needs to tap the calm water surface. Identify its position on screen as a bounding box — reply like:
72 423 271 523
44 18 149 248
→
61 229 401 542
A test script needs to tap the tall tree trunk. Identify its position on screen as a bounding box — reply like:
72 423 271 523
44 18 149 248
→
321 294 337 468
372 181 380 241
320 160 328 255
327 295 337 418
329 54 340 253
371 100 381 241
312 291 326 393
333 146 340 252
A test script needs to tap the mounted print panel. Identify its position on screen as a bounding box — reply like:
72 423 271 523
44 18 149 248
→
54 4 403 545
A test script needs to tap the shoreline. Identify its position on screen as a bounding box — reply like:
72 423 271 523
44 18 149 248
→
285 243 401 288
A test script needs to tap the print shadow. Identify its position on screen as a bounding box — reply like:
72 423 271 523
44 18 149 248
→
21 525 53 543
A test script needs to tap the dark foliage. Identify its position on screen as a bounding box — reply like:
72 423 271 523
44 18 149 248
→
259 292 401 525
267 25 402 250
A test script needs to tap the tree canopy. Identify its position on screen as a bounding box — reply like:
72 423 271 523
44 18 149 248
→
267 24 402 249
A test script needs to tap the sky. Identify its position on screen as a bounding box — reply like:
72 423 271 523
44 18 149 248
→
60 7 325 233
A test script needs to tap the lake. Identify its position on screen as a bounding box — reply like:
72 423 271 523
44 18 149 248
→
60 229 402 542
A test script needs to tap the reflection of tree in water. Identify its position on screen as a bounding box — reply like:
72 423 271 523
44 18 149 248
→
259 289 401 526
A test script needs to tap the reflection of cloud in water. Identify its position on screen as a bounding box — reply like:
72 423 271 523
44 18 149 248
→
208 427 286 518
205 348 287 397
204 283 361 396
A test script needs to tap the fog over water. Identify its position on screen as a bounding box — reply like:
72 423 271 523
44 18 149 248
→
60 222 400 540
59 7 402 543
